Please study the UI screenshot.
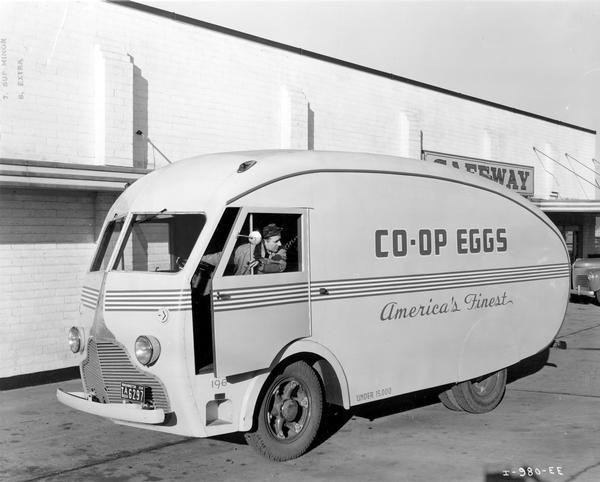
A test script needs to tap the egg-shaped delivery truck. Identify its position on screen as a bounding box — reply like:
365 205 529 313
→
57 150 569 460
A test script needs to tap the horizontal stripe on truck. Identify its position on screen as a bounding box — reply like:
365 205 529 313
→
213 264 568 312
105 289 192 312
311 263 569 301
97 263 569 313
213 283 309 312
81 286 100 310
311 263 568 287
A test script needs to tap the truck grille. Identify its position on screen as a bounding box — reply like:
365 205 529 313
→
81 338 171 412
575 275 589 289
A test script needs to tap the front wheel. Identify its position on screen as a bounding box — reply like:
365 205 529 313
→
245 360 323 461
451 368 507 414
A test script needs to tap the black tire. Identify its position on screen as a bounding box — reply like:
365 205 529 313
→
245 360 323 461
451 368 507 414
438 388 462 411
595 290 600 304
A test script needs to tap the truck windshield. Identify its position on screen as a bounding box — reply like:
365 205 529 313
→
112 213 206 272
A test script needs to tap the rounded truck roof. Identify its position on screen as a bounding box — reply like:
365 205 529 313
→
110 149 535 215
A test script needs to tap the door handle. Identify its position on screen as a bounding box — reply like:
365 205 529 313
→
216 292 231 301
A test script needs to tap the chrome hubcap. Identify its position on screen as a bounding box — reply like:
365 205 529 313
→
473 372 498 395
266 377 310 441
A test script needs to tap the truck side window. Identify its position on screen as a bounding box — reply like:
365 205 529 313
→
226 213 301 276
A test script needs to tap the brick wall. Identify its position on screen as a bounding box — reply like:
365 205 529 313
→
0 189 116 378
0 2 595 197
0 1 597 378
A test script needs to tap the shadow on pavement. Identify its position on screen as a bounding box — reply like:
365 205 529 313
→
313 346 557 450
351 386 443 421
312 387 443 449
507 347 552 384
313 403 353 448
211 432 248 446
212 346 556 452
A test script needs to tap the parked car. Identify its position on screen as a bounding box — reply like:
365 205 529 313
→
571 256 600 302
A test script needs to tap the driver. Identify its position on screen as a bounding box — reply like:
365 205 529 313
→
201 223 287 275
236 223 287 275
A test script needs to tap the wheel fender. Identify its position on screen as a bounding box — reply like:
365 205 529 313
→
238 371 271 432
458 317 519 382
276 339 350 409
238 339 350 432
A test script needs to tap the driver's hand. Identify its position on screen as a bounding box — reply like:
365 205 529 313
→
176 257 187 270
247 259 261 270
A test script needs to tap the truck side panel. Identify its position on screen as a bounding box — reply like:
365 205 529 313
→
235 169 569 405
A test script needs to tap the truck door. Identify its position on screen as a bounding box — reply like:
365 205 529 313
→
210 208 310 377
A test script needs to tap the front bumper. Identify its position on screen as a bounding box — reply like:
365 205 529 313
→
57 388 165 424
570 287 595 297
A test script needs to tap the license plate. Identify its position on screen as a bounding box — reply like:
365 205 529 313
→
121 382 146 403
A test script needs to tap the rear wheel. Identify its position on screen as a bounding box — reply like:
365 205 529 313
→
438 388 462 411
451 368 507 414
245 360 323 461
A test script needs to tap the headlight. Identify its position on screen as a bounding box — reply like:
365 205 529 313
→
68 326 84 353
135 335 161 366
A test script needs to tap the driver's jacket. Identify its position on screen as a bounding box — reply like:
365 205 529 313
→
201 243 287 275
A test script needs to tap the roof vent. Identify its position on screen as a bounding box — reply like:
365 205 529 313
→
237 160 257 173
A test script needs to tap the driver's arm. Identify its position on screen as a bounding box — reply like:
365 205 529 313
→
233 244 253 275
261 249 287 273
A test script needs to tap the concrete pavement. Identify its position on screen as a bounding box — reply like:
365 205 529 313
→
1 301 599 482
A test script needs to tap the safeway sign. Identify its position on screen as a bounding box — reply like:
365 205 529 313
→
423 151 534 196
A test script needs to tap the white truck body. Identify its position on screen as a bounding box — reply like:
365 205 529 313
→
57 150 570 459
